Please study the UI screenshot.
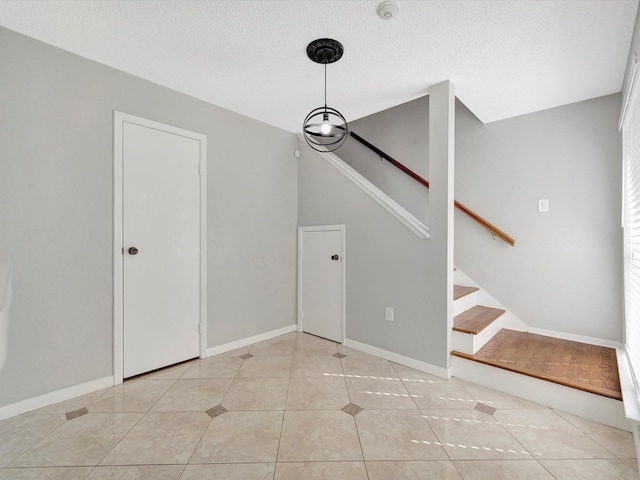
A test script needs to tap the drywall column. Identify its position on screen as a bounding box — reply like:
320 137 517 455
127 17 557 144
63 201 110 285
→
428 81 455 371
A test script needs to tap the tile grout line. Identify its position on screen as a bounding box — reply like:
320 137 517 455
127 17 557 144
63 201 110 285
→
549 408 627 460
216 354 247 409
98 396 166 467
391 362 424 411
538 459 561 480
183 349 247 467
1 331 637 479
77 410 147 470
421 410 456 468
271 334 299 478
81 464 96 479
140 372 181 414
3 386 118 468
398 362 459 472
337 341 370 478
492 410 541 469
2 415 68 468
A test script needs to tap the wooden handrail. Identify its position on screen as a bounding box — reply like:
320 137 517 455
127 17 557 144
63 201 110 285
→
453 200 515 246
349 131 515 247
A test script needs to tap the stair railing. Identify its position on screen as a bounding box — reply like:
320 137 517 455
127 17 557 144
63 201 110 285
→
349 131 515 246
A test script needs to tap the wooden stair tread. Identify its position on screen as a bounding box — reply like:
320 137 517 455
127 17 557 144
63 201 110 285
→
454 285 479 300
453 305 505 334
451 329 622 401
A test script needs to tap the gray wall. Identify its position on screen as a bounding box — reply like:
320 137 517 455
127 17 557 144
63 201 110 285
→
297 140 449 369
455 95 622 342
339 94 623 343
0 27 298 407
338 96 430 226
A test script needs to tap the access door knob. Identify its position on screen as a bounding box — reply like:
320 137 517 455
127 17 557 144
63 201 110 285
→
128 247 139 255
331 254 339 261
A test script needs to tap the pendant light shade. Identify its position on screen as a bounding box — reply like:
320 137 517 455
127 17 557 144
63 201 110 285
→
302 39 348 152
303 106 348 151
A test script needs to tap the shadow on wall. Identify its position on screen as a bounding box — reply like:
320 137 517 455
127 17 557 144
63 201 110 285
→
0 252 12 372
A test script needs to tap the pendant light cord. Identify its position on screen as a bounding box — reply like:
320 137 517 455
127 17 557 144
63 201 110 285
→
302 39 347 152
324 62 327 109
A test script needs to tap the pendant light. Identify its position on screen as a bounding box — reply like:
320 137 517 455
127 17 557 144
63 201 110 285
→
302 38 348 152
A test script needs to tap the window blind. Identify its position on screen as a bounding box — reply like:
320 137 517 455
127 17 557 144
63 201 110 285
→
623 65 640 400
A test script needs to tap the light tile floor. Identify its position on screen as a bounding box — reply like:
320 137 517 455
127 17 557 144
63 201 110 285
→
0 331 638 479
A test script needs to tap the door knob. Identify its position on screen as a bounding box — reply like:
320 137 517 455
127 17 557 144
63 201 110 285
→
331 254 339 261
128 247 139 255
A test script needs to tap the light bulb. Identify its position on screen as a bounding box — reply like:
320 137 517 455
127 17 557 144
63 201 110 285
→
320 121 331 135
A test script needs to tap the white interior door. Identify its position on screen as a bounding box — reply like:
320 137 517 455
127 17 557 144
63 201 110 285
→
122 121 201 378
299 226 344 343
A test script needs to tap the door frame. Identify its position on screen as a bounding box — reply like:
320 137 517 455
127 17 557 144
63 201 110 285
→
297 225 346 343
113 111 207 385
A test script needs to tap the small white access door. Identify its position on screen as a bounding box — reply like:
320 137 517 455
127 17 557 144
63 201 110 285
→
114 112 207 381
298 226 345 343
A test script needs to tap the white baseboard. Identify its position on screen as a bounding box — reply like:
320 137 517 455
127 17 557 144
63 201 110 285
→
454 267 624 350
0 325 299 422
451 355 630 431
344 338 450 379
0 376 113 421
522 327 623 350
206 324 297 357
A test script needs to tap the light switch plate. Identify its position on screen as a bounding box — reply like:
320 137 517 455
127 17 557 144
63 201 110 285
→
537 198 549 213
385 307 394 322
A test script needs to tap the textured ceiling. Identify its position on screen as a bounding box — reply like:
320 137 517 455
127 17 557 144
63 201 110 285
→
0 0 637 132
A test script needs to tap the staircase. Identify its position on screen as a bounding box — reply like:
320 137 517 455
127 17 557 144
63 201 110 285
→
307 131 629 430
450 281 627 430
452 285 505 356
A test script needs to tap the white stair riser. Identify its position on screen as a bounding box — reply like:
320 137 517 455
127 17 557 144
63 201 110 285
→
452 316 504 355
472 316 503 354
454 292 477 316
452 330 474 355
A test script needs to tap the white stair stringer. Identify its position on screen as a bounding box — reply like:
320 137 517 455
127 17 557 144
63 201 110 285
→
298 135 429 239
452 274 509 355
454 267 528 332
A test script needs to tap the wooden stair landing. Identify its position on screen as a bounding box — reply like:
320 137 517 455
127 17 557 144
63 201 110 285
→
452 329 622 401
454 305 505 334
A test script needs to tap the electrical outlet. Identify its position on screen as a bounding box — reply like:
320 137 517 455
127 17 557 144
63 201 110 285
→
385 307 394 322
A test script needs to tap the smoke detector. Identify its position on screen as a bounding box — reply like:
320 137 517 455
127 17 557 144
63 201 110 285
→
377 2 399 20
